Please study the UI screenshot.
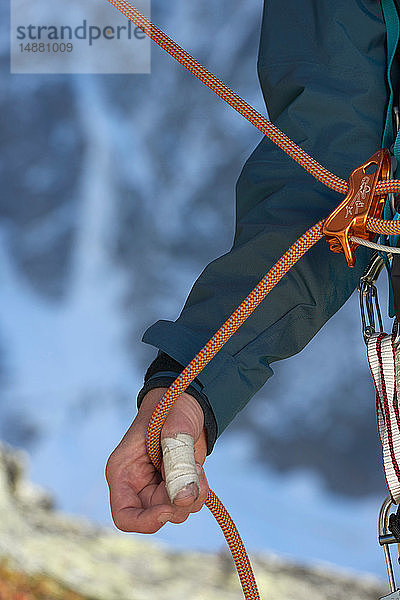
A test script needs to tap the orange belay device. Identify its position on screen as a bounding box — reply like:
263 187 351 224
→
323 149 391 266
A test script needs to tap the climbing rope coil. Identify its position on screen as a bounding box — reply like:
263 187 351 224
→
104 2 400 598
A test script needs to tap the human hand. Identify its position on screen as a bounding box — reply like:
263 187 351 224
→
105 387 209 533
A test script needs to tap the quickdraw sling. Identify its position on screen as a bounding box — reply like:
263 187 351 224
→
104 2 400 598
368 333 400 504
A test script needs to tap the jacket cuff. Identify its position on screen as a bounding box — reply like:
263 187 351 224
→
136 352 218 456
140 319 274 438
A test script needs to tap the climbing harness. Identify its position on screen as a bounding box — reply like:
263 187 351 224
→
105 2 400 598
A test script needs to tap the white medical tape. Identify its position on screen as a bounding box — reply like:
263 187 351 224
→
161 433 199 503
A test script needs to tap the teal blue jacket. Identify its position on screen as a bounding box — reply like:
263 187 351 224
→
137 0 397 455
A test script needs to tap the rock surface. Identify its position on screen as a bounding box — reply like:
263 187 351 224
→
0 442 390 600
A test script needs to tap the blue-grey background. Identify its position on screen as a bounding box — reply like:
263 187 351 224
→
0 0 392 582
10 0 151 74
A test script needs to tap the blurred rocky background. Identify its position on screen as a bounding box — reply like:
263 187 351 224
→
0 0 392 585
0 442 388 600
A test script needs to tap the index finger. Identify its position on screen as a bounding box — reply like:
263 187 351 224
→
108 480 175 534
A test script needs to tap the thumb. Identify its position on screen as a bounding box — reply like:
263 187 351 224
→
160 391 204 506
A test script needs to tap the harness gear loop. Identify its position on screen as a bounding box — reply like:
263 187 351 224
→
322 149 391 266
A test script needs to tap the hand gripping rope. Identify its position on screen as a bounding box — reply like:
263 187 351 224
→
105 2 400 598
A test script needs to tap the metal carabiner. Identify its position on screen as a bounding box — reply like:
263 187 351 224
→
378 496 400 599
358 252 385 344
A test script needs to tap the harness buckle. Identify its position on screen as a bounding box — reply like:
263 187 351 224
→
322 149 391 267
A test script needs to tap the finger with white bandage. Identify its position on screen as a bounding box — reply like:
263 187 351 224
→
160 391 205 506
161 433 199 503
106 387 209 534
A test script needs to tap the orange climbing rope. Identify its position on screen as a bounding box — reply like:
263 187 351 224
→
147 220 324 600
104 2 400 598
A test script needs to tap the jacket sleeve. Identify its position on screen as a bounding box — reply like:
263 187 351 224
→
137 0 388 453
136 350 218 455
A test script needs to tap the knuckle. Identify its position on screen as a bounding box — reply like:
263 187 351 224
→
112 515 129 532
105 455 117 483
191 494 208 513
116 524 131 533
110 507 129 532
112 515 158 534
168 511 190 525
200 485 209 502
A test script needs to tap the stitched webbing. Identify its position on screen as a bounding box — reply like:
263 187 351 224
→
104 2 400 598
367 333 400 504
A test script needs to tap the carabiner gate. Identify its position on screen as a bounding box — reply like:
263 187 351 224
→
358 252 385 343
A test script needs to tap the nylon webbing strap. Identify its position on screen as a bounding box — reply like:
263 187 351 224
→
367 332 400 503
